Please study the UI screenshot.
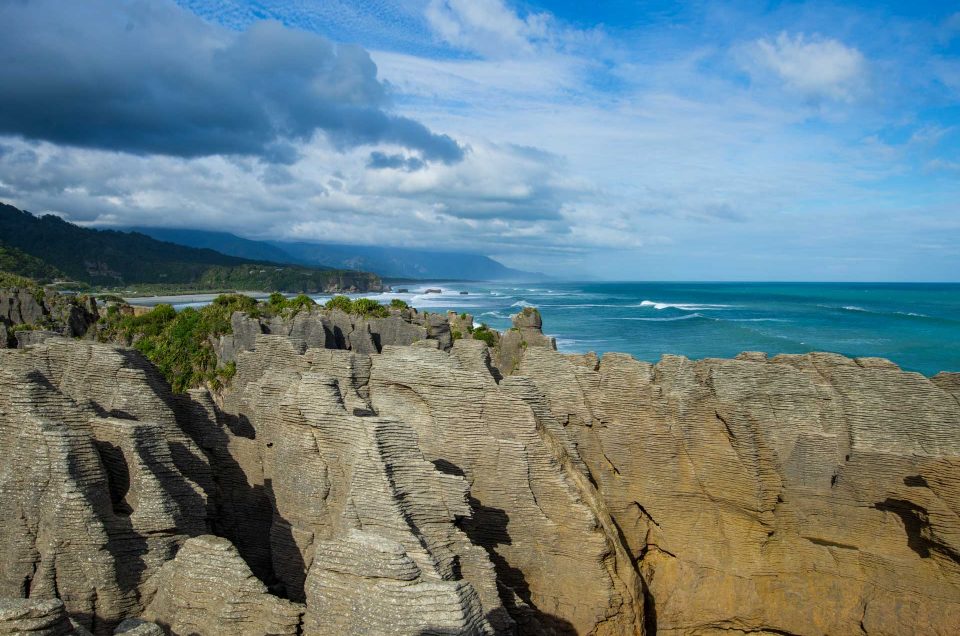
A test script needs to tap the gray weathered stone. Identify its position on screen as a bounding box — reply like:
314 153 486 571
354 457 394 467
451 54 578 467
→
142 536 302 636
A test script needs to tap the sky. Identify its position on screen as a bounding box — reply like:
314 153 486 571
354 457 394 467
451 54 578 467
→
0 1 958 281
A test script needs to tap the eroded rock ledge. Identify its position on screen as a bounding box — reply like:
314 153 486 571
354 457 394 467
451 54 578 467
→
1 307 958 635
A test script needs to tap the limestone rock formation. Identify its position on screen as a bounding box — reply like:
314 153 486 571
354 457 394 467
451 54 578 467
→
112 619 163 636
495 307 557 375
216 307 432 363
0 288 99 347
0 598 90 635
2 304 959 636
0 340 212 634
368 342 644 635
142 535 302 636
221 334 506 634
517 347 960 635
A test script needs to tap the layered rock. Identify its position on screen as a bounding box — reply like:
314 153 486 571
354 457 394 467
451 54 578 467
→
220 334 505 634
215 307 431 363
495 307 556 375
2 306 959 636
517 347 960 635
368 341 644 634
0 287 98 347
0 340 212 633
142 535 302 635
0 598 90 635
111 619 162 636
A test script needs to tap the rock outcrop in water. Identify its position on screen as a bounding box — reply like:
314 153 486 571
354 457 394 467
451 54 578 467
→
1 304 958 635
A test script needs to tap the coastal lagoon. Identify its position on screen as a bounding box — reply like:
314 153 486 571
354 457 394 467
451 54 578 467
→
139 281 960 376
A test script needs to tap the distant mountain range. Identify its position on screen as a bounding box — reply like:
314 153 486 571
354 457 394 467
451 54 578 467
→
134 227 543 281
0 202 381 292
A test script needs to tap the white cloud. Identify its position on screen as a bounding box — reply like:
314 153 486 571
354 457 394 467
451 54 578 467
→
0 134 583 255
909 125 954 145
926 158 960 172
4 1 958 280
424 0 549 57
746 32 867 102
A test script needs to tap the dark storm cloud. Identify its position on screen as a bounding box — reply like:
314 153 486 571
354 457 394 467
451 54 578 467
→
0 0 463 164
367 151 426 171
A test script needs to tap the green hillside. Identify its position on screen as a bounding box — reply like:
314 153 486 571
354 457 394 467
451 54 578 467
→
0 241 65 282
0 202 381 292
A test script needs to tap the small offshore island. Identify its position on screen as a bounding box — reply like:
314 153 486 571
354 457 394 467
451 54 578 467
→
1 273 959 635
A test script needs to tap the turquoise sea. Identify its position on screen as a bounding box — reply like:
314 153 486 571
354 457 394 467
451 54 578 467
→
352 282 960 376
157 281 960 376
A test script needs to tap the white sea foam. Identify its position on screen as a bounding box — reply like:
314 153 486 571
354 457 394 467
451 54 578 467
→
511 300 534 308
636 300 732 311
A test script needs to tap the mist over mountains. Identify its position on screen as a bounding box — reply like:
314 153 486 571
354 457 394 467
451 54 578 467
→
0 202 379 292
133 227 544 281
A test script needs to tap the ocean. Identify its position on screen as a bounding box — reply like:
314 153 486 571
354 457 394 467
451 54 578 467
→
352 281 960 376
156 281 960 376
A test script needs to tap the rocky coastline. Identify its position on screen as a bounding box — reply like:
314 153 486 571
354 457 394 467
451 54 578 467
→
1 288 959 635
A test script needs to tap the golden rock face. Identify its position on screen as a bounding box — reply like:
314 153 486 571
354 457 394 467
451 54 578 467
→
518 347 960 635
1 318 959 635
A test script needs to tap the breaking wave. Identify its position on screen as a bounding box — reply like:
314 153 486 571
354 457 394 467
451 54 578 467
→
636 300 732 311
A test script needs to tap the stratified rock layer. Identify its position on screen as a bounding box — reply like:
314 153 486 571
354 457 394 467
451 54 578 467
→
518 347 960 635
2 308 959 636
0 598 87 635
222 334 503 635
0 288 98 348
0 340 212 634
142 535 302 636
368 342 644 635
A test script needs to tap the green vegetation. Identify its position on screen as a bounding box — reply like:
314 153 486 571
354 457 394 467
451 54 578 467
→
459 312 468 320
0 241 64 282
390 299 409 309
267 292 316 315
210 361 237 391
451 329 462 341
198 265 378 295
325 295 354 313
98 294 260 392
0 202 381 293
472 324 496 347
103 293 412 393
352 298 389 318
325 295 390 318
0 271 37 289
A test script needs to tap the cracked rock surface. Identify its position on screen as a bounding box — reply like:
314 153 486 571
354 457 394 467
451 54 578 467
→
1 310 959 635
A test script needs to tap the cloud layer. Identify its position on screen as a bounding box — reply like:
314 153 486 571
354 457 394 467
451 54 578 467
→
747 32 867 102
0 0 462 163
1 0 958 281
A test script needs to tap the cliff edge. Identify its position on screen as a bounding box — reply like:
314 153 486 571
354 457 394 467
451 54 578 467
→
1 302 958 635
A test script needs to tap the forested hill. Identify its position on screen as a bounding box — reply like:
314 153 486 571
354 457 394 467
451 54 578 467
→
133 226 544 281
0 202 382 292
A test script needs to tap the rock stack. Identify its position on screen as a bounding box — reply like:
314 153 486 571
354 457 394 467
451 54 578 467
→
1 308 958 635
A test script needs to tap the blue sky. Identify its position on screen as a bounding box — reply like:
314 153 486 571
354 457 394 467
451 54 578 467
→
0 0 958 280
